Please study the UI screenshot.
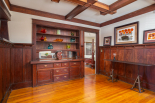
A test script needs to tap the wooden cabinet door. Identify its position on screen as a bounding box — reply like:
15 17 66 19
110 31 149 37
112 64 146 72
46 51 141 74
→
70 66 80 79
37 69 53 86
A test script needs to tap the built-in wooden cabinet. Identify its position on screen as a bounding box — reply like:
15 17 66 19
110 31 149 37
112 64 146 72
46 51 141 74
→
32 60 83 87
31 21 84 87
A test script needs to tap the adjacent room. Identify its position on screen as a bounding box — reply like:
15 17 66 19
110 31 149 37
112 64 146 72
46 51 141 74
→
1 0 155 103
84 32 96 75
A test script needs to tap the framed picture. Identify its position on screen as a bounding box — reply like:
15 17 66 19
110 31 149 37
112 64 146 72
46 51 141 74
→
114 21 139 45
103 36 111 46
143 29 155 44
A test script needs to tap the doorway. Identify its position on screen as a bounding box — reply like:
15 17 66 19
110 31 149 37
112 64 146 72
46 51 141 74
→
84 32 96 75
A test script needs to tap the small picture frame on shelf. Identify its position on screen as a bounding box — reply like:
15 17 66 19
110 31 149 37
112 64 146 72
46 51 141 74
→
103 36 111 46
143 29 155 44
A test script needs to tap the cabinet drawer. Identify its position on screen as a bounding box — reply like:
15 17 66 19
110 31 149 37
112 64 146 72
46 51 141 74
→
54 63 61 68
54 68 69 75
37 64 53 69
70 62 80 66
54 74 69 82
62 62 69 67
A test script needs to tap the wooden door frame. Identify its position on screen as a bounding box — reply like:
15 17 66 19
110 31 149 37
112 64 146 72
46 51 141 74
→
83 31 99 74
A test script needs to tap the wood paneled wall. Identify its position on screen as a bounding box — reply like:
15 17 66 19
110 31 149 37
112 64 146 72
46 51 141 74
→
99 44 155 91
0 43 33 103
11 45 33 90
0 44 12 103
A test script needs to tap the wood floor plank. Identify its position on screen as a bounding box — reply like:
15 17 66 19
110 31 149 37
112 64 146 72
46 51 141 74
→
7 75 155 103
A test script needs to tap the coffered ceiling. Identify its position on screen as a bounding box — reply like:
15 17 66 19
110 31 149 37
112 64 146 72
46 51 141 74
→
9 0 155 24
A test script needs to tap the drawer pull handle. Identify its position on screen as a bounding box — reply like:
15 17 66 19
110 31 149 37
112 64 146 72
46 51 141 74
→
56 70 59 72
56 77 59 79
44 65 47 67
74 63 76 64
64 76 67 78
64 63 67 65
56 64 59 66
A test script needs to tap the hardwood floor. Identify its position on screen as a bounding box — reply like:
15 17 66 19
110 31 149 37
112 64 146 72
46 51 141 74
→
85 66 95 75
7 75 155 103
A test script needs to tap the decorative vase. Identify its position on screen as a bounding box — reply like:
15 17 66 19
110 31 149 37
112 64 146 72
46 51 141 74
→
55 51 62 60
40 36 44 41
40 29 46 33
48 44 53 49
44 37 47 41
57 30 61 35
70 38 75 42
66 44 71 49
71 32 74 36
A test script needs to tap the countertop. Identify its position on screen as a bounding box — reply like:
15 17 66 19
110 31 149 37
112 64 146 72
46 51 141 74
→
31 58 84 64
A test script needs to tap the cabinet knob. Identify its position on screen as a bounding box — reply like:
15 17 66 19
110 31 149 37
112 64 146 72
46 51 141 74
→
56 77 59 79
56 70 59 72
64 76 67 78
56 64 59 66
44 65 47 67
64 63 67 65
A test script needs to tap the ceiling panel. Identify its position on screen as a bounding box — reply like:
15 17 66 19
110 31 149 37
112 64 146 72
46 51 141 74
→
10 0 155 23
98 0 117 5
10 0 77 16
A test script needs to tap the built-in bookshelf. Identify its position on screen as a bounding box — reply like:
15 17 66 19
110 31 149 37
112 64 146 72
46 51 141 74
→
35 25 80 59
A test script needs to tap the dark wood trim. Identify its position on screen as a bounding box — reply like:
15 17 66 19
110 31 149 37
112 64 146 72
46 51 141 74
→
65 5 88 20
114 21 139 45
32 19 99 32
51 0 60 3
1 86 11 103
11 82 32 90
101 4 155 27
110 0 137 11
0 0 11 20
10 5 100 27
4 0 11 10
96 31 99 74
65 0 97 20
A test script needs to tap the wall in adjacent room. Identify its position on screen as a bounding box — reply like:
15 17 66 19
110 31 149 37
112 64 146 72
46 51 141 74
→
100 11 155 46
8 11 101 43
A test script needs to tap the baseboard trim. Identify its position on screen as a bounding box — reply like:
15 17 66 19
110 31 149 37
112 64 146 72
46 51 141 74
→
1 86 11 103
11 81 32 90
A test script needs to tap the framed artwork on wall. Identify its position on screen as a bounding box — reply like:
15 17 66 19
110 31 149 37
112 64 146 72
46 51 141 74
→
143 29 155 44
114 21 139 45
103 36 111 46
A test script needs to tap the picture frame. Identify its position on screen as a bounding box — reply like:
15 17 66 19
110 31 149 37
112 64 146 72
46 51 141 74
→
103 36 111 46
114 21 139 45
143 29 155 44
